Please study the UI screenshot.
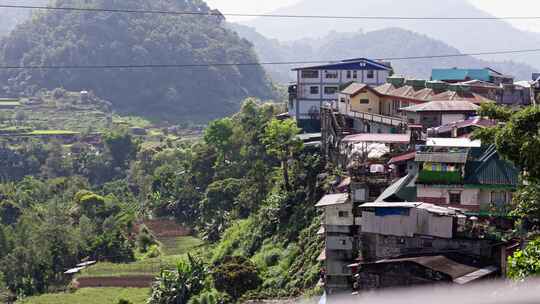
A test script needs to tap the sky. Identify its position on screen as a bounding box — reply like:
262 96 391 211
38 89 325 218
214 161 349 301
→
204 0 540 33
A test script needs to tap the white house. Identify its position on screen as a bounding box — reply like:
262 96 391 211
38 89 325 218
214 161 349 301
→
288 58 393 131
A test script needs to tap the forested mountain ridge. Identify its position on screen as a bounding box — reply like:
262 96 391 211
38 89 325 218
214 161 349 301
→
245 0 540 70
0 0 276 122
231 24 536 83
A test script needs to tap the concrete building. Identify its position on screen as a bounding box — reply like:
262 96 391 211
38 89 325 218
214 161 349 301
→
288 58 392 132
400 100 480 129
316 193 356 289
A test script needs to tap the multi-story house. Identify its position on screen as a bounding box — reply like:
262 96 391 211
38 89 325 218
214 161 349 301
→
288 58 393 131
415 139 518 214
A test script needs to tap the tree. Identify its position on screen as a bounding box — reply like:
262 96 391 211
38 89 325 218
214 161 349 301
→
104 129 139 169
148 254 205 304
472 106 540 223
262 119 303 191
508 238 540 280
212 256 261 300
204 118 234 164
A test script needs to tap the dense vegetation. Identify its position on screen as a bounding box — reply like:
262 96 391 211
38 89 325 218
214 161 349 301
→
0 0 275 122
473 104 540 280
0 98 325 303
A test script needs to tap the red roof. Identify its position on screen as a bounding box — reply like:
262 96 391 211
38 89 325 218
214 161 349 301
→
342 133 411 144
388 151 416 164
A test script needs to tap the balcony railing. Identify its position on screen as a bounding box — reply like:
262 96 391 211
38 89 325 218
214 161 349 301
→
346 110 405 127
417 170 463 184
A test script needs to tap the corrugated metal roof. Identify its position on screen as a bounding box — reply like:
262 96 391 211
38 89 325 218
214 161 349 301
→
292 58 392 71
360 202 422 208
376 174 417 202
415 152 469 164
315 193 349 207
432 68 491 82
341 83 367 95
401 100 480 113
464 146 519 187
388 151 416 164
426 138 481 148
342 133 410 144
433 117 496 134
375 255 483 280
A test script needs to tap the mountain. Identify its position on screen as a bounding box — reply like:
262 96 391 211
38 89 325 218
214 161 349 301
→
231 25 536 83
244 0 540 71
0 0 275 122
0 0 49 37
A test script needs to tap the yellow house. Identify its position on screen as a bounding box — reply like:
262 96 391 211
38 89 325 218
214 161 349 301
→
339 83 383 115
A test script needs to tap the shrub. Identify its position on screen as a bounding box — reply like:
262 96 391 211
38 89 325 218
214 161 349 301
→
212 256 262 300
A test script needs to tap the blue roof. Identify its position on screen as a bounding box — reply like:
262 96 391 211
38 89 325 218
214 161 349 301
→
432 68 491 82
292 58 392 71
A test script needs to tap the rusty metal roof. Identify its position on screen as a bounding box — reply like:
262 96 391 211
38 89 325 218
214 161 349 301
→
375 255 487 280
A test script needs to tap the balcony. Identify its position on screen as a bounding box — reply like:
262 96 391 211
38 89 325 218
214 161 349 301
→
417 170 463 184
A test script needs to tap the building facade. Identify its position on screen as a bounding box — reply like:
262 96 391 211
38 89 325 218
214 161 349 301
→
289 58 392 131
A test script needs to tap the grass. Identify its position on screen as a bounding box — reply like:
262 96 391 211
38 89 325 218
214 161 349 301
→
159 236 204 256
77 236 204 278
17 288 150 304
26 130 81 136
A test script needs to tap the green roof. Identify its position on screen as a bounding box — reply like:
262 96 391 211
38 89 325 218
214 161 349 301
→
376 174 417 202
432 68 491 82
464 145 519 187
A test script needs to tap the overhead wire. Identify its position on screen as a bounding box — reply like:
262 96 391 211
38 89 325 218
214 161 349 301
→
0 48 539 70
1 4 540 21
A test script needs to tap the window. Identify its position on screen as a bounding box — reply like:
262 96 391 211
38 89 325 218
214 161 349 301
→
360 99 370 104
301 70 319 79
324 86 338 95
338 211 349 218
340 98 346 103
346 71 352 78
491 191 507 205
325 70 338 79
449 192 461 204
353 71 358 79
340 239 347 245
309 86 319 95
402 101 410 108
367 70 374 79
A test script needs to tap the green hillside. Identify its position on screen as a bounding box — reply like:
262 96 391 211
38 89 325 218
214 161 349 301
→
0 0 275 122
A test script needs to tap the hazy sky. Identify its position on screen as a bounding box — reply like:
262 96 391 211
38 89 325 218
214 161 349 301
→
205 0 540 32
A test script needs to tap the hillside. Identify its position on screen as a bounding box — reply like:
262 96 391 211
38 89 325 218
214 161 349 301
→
244 0 540 71
0 0 49 37
231 25 536 82
0 0 275 122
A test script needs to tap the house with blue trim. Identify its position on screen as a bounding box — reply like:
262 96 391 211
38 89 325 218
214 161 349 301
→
288 58 393 132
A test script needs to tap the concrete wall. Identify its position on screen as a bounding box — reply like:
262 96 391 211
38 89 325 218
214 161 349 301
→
360 208 419 238
326 259 353 276
349 90 381 114
327 236 354 251
324 203 354 226
360 207 453 239
417 186 480 207
360 233 495 262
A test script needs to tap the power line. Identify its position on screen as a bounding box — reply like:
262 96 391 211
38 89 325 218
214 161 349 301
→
2 4 540 21
0 48 539 70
